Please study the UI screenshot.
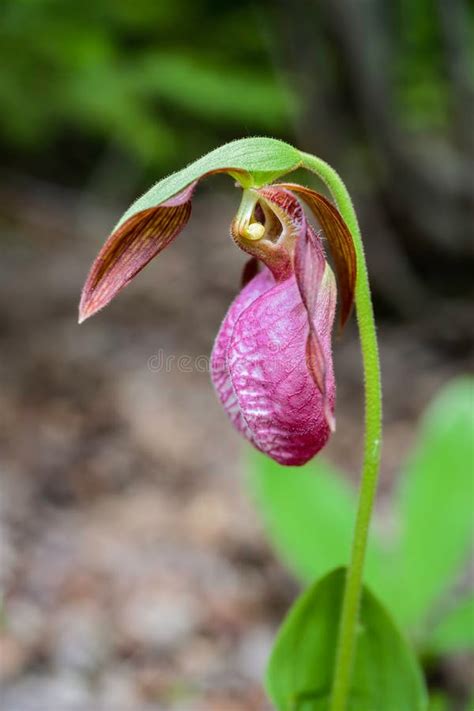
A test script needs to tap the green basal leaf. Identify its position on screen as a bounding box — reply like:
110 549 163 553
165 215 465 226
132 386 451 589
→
249 451 386 599
428 593 474 654
116 137 302 228
266 568 428 711
386 378 474 630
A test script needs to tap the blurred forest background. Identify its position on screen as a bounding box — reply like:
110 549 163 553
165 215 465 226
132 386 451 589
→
0 1 472 710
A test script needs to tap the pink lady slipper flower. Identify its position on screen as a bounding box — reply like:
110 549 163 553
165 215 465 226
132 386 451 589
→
79 139 356 466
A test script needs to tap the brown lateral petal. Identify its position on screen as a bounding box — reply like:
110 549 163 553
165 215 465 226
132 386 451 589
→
79 182 196 322
295 223 336 431
306 330 335 433
279 182 356 329
294 221 326 315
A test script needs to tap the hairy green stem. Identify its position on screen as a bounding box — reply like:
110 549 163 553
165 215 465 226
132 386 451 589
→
300 153 383 711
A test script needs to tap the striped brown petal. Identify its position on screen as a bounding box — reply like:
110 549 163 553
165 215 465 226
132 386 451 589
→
279 182 356 329
79 182 196 323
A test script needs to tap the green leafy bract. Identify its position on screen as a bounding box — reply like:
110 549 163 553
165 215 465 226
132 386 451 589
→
116 137 302 229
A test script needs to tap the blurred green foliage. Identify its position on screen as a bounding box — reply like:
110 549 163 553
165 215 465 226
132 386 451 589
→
395 0 449 129
2 0 472 181
395 0 474 129
0 0 296 173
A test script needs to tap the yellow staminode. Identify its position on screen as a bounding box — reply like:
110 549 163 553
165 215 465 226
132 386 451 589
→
243 222 265 241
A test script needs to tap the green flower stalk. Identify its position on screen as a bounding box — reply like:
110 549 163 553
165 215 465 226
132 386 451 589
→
300 152 382 711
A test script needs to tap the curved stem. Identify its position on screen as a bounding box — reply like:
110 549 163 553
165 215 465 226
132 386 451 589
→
300 153 383 711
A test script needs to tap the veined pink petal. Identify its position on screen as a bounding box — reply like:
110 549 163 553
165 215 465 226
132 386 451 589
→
79 182 197 323
211 268 275 443
211 268 336 466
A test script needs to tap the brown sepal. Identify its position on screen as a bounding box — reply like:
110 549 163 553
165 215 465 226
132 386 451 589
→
79 184 195 322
